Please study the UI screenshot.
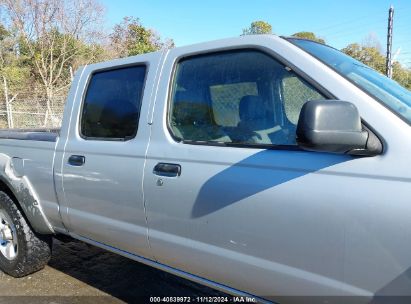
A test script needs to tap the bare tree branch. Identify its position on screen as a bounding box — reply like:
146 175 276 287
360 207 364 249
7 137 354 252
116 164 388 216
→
2 0 105 125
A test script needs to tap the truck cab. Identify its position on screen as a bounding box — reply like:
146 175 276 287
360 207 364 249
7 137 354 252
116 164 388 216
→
1 35 411 303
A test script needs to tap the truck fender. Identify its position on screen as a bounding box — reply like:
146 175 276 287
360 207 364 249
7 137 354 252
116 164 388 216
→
0 154 54 234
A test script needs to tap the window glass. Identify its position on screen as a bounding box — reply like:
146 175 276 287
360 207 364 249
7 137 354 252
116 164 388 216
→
282 76 324 124
210 82 258 127
288 38 411 125
169 50 325 146
81 65 146 139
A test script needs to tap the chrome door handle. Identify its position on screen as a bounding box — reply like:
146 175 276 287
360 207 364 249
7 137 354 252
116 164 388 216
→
68 155 85 166
153 163 181 177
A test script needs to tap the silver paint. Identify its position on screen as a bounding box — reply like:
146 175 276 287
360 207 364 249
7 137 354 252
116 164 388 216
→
0 35 410 302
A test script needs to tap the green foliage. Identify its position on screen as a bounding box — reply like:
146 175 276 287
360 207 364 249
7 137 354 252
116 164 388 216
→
110 17 174 57
392 62 411 90
341 43 411 90
0 24 9 41
0 65 30 92
291 32 325 44
242 21 272 35
341 43 386 73
0 24 30 96
16 28 111 95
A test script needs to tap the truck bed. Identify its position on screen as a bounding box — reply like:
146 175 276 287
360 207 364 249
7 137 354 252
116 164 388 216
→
0 128 60 142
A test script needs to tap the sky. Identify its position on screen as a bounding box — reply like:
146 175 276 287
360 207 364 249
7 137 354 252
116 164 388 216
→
100 0 411 67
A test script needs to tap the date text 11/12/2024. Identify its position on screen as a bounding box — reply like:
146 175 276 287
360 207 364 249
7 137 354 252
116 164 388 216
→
149 296 257 303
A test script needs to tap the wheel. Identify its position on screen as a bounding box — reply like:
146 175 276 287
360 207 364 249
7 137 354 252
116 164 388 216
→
0 191 52 277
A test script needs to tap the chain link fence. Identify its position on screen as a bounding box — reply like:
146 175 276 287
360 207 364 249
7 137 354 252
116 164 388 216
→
0 94 66 129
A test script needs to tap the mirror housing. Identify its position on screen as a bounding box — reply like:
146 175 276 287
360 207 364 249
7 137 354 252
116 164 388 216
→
296 100 382 156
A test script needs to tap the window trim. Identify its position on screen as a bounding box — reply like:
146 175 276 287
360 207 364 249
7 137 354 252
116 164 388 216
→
79 63 148 142
166 47 335 150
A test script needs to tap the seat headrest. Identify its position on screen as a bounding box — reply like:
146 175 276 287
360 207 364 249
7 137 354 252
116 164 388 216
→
239 95 266 122
238 95 275 131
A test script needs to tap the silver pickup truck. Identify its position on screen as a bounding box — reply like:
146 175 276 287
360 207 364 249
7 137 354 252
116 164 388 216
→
1 34 411 303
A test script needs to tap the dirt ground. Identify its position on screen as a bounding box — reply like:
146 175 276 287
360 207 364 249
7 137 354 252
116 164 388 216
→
0 238 224 304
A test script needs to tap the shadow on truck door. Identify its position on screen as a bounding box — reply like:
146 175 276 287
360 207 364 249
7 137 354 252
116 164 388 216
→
192 149 353 218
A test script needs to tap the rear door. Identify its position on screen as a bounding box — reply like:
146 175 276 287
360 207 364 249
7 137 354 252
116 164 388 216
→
56 53 162 257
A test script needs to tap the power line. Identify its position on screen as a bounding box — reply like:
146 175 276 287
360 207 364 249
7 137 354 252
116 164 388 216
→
397 36 411 43
313 6 411 44
313 5 411 35
316 18 386 37
391 23 411 30
394 39 410 48
311 11 387 33
392 6 411 13
318 19 387 40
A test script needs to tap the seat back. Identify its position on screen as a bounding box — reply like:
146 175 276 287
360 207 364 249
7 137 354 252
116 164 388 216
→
238 95 273 130
171 91 228 141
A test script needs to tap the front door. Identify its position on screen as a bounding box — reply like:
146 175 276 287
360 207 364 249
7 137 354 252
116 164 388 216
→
143 45 363 297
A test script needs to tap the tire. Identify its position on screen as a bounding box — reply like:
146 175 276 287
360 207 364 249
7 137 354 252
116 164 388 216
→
0 191 52 277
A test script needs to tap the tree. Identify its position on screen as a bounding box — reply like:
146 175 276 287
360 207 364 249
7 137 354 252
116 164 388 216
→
0 23 8 39
392 62 411 90
291 32 325 44
0 23 30 127
2 0 105 125
341 42 411 90
341 43 386 73
242 21 272 35
110 17 174 58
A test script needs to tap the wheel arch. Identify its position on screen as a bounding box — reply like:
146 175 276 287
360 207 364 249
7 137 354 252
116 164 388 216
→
0 154 54 235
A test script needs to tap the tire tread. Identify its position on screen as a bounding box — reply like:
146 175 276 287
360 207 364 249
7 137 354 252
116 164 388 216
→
0 191 52 277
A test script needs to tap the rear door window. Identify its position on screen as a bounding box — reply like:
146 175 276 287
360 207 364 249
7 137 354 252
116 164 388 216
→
81 65 146 140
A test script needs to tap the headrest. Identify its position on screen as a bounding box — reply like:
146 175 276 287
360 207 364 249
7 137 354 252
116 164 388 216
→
239 95 266 122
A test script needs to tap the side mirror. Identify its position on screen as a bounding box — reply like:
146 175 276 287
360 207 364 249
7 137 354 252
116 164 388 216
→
296 100 382 156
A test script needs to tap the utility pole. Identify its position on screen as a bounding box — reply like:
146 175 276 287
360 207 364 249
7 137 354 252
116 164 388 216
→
386 5 394 78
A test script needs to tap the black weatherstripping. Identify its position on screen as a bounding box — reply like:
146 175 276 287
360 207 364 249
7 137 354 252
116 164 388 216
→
153 163 182 177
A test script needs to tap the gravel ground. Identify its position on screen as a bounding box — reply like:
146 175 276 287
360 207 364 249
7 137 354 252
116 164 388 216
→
0 238 224 304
